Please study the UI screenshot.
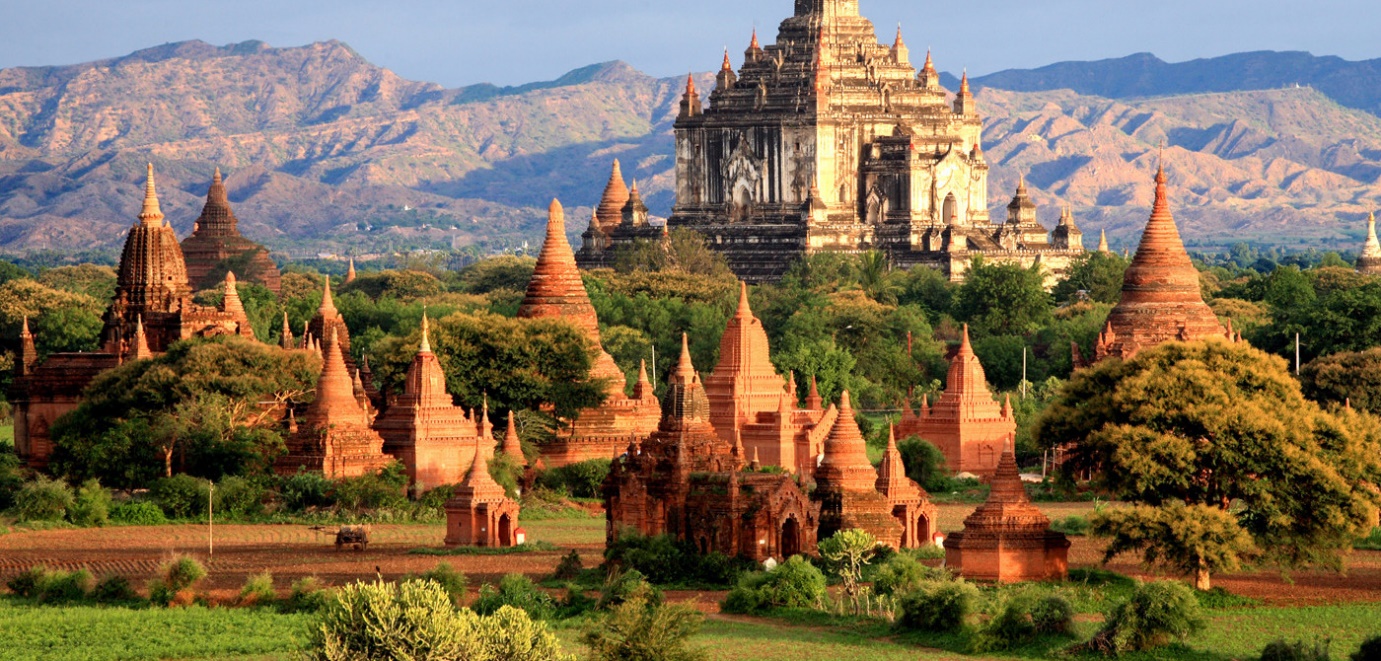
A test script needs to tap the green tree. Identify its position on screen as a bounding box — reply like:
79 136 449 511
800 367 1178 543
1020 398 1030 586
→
1036 341 1381 586
582 582 706 661
1091 502 1257 590
1299 347 1381 414
454 255 536 294
953 257 1052 337
817 529 877 614
1052 251 1129 304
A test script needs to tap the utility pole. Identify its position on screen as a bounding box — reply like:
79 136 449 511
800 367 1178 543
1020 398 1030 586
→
651 346 657 389
1295 333 1301 375
207 480 214 558
1022 347 1028 400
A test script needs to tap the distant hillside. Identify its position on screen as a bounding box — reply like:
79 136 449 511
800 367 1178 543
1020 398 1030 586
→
0 41 1378 257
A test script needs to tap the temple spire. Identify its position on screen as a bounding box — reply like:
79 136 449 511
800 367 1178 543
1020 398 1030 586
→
502 410 525 466
132 315 152 360
281 312 294 350
419 310 432 354
345 258 357 284
138 164 164 227
1098 229 1110 253
675 332 695 381
319 277 337 317
221 272 245 316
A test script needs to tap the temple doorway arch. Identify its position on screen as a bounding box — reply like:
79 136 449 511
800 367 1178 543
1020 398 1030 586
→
781 517 802 558
942 192 957 224
497 513 514 547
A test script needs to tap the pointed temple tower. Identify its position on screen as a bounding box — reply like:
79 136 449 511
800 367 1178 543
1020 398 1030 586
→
944 444 1070 582
501 410 526 466
877 425 938 548
604 334 820 561
704 281 833 475
306 278 357 372
276 328 393 478
444 433 521 548
577 162 671 269
812 391 903 547
1093 161 1228 361
1358 212 1381 275
373 313 479 488
180 168 282 294
895 325 1015 478
667 1 1082 282
519 199 659 466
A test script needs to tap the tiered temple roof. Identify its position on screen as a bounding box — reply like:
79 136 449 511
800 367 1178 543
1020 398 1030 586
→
276 328 393 478
813 390 902 547
876 424 937 548
896 324 1014 478
445 428 521 547
180 168 282 294
1094 162 1228 361
944 445 1069 582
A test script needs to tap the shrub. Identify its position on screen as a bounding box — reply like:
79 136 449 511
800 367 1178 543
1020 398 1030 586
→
871 550 946 597
721 556 827 614
150 474 209 519
7 566 46 598
583 582 706 661
598 569 663 611
149 555 207 607
552 549 584 581
1051 515 1090 536
602 531 753 587
0 451 23 511
896 579 980 632
1031 594 1075 635
974 594 1075 652
68 479 111 527
237 572 277 607
1085 580 1205 655
14 475 74 522
331 465 408 513
35 568 95 604
1354 635 1381 661
109 501 168 525
281 576 331 614
308 579 572 661
897 437 958 492
536 459 611 498
411 562 467 605
557 584 598 619
280 470 334 511
472 573 556 620
1260 638 1332 661
214 476 265 518
91 575 140 604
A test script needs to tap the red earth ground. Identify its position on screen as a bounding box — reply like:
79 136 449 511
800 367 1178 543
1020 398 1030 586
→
1 503 1377 607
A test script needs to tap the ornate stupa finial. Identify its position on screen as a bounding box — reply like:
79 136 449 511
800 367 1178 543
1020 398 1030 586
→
139 163 164 227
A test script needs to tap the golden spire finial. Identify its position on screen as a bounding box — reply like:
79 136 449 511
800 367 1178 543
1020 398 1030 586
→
138 163 164 227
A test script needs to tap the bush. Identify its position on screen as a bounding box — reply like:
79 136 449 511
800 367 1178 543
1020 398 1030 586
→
14 475 74 522
149 555 207 607
598 569 663 611
237 572 276 607
896 579 980 632
150 474 209 519
7 566 46 598
897 437 958 492
0 451 23 511
472 573 556 620
91 575 140 604
109 501 168 525
721 556 827 614
280 470 334 511
602 531 753 587
1354 635 1381 661
536 459 611 498
35 568 94 604
1051 515 1090 536
974 594 1075 652
1085 580 1205 655
552 549 584 581
1260 638 1332 661
411 563 467 605
583 582 706 661
308 579 572 661
281 576 331 614
331 464 408 513
215 476 265 518
68 479 111 527
871 551 946 597
1031 594 1075 635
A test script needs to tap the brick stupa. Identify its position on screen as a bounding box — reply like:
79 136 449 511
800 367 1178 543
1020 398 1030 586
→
444 433 521 547
519 199 659 466
276 327 393 478
812 391 902 548
180 168 282 294
1358 212 1381 276
603 334 820 561
944 445 1069 582
896 324 1015 478
877 425 938 548
1094 162 1227 361
305 278 357 373
374 313 478 489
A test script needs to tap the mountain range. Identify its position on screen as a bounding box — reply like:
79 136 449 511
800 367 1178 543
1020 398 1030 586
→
0 42 1379 257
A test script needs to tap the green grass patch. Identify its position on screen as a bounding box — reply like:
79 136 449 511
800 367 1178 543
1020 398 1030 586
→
0 597 312 661
520 517 606 547
1356 527 1381 551
409 541 560 556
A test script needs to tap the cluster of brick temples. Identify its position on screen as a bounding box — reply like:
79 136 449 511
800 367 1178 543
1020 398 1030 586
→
576 161 668 270
664 0 1084 282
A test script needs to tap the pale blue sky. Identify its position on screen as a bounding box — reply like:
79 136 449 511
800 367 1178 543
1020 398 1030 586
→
2 0 1378 86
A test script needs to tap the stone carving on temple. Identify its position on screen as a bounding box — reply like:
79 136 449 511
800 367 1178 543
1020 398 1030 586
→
944 444 1070 582
895 324 1015 478
667 0 1083 282
180 168 282 294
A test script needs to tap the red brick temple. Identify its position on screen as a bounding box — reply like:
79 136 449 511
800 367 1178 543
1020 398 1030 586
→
180 168 282 294
276 328 393 478
520 199 659 466
373 313 478 489
603 335 820 562
895 324 1015 478
445 434 521 547
944 444 1069 582
1093 161 1229 361
812 390 902 547
877 425 938 548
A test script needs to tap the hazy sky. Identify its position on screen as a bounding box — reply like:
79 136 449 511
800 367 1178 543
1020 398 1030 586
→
2 0 1378 87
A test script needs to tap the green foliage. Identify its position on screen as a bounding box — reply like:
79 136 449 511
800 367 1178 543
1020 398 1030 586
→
897 436 955 492
1050 515 1090 536
602 531 754 587
308 579 572 661
721 556 828 614
339 269 444 301
582 581 707 661
597 569 663 611
1260 638 1333 661
1052 251 1130 304
6 566 45 598
150 474 209 519
954 257 1053 337
1093 502 1258 590
330 463 408 513
90 575 140 604
818 529 877 613
13 474 74 522
895 579 981 632
109 501 167 525
410 563 468 605
281 576 332 614
149 556 208 607
471 573 557 620
488 450 524 499
280 470 335 511
1085 580 1206 655
973 593 1076 651
237 572 277 607
871 551 947 597
552 549 584 581
454 255 536 294
0 451 22 512
213 475 265 517
1038 341 1381 578
68 478 111 527
1300 348 1381 414
7 566 96 604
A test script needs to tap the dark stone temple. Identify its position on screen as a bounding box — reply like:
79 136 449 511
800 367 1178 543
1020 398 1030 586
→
665 0 1083 282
